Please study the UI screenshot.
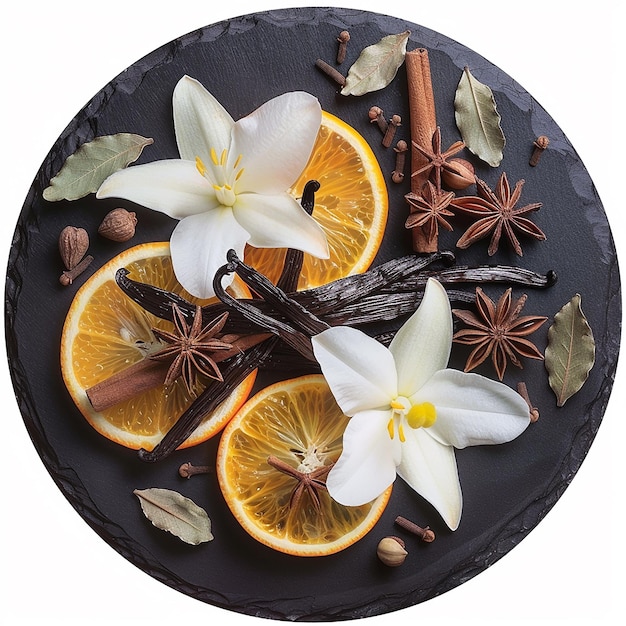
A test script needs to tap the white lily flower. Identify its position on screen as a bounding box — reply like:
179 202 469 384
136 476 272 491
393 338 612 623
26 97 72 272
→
311 278 530 530
97 75 329 298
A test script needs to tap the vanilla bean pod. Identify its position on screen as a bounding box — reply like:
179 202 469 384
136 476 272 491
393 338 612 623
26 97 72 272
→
322 288 475 326
116 267 204 325
379 265 558 292
276 180 319 292
294 251 455 315
212 252 324 362
224 250 329 337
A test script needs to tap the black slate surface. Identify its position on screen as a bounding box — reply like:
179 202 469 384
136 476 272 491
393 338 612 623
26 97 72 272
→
4 7 620 621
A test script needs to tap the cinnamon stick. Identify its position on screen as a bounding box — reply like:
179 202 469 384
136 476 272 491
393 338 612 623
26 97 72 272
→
86 359 168 413
405 48 438 253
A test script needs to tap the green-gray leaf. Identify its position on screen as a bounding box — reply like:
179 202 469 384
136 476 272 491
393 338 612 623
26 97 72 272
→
341 31 410 96
134 488 213 545
545 294 595 407
454 67 505 167
43 133 153 202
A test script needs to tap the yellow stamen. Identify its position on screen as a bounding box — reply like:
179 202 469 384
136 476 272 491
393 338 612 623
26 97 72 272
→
210 147 219 166
233 154 243 169
387 418 395 439
235 168 245 181
224 184 232 191
398 423 406 443
220 149 227 166
406 402 437 429
212 184 223 192
195 156 207 177
390 399 405 410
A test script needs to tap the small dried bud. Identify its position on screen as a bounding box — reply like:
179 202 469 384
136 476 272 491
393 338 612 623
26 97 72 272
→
392 140 409 184
441 158 475 190
336 31 350 64
382 115 401 148
98 208 137 242
59 226 89 270
368 106 384 121
376 536 408 567
529 135 550 166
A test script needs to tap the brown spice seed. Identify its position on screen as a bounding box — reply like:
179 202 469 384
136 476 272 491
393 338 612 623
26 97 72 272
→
98 208 137 242
59 226 89 270
441 158 475 190
377 536 408 567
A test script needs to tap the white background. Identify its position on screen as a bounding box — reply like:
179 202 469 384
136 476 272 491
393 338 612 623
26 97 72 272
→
1 1 623 624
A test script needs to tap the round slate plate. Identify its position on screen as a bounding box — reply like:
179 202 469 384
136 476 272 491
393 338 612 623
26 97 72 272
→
4 5 620 622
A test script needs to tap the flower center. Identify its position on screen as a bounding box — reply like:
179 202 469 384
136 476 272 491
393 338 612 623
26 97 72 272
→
195 148 245 208
387 397 437 442
406 402 437 429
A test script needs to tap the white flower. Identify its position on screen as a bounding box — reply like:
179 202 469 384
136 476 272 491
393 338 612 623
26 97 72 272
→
97 75 329 298
311 278 530 530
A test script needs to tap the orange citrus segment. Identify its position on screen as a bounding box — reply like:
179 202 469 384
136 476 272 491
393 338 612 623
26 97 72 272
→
217 374 391 556
244 111 388 290
60 242 255 450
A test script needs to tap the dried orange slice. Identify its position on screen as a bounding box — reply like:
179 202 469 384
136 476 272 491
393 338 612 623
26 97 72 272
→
60 242 255 451
244 111 388 290
216 374 391 556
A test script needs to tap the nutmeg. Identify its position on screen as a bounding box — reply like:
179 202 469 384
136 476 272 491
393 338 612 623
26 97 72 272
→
376 536 408 567
58 226 89 270
98 208 137 242
442 158 475 190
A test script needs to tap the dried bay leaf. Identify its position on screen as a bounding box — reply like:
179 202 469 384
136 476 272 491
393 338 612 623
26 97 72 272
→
134 488 213 545
545 294 595 407
454 67 505 167
341 31 410 96
43 133 153 202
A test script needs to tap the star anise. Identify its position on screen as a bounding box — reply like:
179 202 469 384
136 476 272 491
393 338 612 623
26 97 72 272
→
267 455 334 514
411 126 465 189
405 180 455 246
452 287 547 381
151 304 233 395
452 172 545 256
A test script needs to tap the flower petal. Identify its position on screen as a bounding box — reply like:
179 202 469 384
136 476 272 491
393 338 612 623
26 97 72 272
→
169 208 250 299
389 278 452 397
397 429 462 530
312 326 397 416
230 91 321 194
96 160 217 219
326 409 397 506
173 75 234 164
232 193 329 259
414 369 530 448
